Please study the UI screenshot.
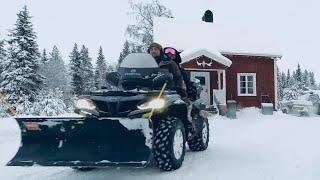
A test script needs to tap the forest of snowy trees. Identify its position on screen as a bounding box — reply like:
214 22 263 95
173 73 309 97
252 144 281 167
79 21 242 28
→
277 64 319 102
0 0 172 117
0 6 114 117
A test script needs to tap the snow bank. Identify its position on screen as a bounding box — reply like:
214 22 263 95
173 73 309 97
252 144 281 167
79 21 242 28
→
0 117 20 168
0 118 20 140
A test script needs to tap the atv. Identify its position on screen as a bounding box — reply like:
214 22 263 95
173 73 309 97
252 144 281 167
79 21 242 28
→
7 53 213 171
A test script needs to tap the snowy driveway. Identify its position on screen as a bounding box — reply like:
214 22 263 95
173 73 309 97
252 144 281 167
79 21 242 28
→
1 108 320 180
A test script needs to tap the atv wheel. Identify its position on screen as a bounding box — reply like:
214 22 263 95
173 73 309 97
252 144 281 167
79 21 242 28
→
187 116 209 151
71 167 95 171
153 117 186 171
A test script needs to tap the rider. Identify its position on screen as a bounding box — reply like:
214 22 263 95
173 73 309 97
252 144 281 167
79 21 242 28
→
147 43 187 98
148 43 198 135
164 47 199 101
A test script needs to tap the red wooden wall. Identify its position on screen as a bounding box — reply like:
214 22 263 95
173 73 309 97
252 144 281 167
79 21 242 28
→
223 54 276 108
182 54 276 108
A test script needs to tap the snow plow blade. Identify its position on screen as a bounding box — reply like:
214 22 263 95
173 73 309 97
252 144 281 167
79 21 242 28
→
7 117 152 167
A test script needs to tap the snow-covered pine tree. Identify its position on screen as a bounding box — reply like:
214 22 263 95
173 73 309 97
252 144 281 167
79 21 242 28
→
286 69 291 87
292 71 297 86
79 45 94 94
280 71 287 101
41 48 49 64
126 0 173 52
41 46 69 97
296 63 302 88
309 72 316 89
0 51 10 118
277 66 284 101
69 43 83 96
39 48 48 87
302 69 310 88
94 46 107 89
118 40 131 65
106 60 115 72
0 36 6 82
0 6 43 105
281 72 287 89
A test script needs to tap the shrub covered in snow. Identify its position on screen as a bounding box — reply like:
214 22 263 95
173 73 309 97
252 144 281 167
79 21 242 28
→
14 88 68 116
281 89 320 116
283 86 300 100
15 95 34 115
32 88 67 116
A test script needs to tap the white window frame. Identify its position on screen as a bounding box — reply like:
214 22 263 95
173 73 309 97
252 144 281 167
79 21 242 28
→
237 73 257 96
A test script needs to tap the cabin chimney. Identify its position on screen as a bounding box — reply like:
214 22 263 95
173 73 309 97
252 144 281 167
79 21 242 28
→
202 10 213 23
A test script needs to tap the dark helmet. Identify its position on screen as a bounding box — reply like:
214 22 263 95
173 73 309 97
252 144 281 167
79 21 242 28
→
164 47 182 64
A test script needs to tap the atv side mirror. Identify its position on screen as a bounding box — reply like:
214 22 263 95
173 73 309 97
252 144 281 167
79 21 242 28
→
106 72 121 87
153 73 173 87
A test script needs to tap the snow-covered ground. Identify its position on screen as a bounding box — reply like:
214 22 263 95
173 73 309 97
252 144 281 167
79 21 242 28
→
1 108 320 180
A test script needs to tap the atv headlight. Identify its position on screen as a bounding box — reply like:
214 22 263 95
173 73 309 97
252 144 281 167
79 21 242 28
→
74 98 96 110
138 98 165 110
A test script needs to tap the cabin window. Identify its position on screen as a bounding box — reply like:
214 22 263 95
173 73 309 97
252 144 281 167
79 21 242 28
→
237 73 257 96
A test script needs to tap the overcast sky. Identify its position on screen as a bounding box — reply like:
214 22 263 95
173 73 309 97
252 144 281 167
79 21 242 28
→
0 0 319 79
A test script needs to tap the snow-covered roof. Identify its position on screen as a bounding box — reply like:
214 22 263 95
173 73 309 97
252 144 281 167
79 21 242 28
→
154 17 283 59
220 51 282 58
180 48 232 67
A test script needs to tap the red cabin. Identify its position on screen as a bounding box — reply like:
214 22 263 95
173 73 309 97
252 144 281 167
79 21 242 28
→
154 17 282 110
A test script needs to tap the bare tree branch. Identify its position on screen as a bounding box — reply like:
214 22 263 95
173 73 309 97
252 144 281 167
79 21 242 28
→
124 0 173 51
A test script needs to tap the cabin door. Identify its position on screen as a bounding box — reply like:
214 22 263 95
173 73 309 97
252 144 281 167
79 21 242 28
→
190 71 211 105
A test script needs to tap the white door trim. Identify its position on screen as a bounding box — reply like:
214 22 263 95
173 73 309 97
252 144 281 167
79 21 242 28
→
213 70 226 105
